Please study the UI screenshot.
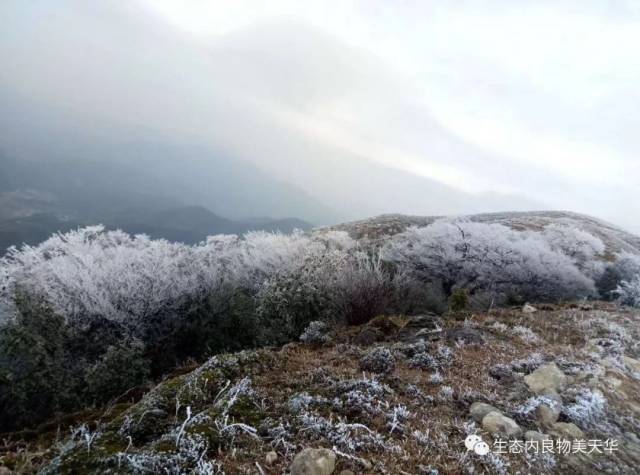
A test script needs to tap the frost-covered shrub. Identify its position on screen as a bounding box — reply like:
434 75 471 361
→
256 252 343 344
512 325 541 343
387 274 448 315
0 296 80 430
597 252 640 300
407 352 438 370
429 371 444 384
83 339 151 404
615 276 640 308
258 248 395 340
300 321 331 345
436 345 454 365
383 220 596 302
542 223 605 277
332 375 393 418
449 288 469 312
359 347 395 374
515 394 562 420
0 227 333 331
298 412 388 453
563 387 606 429
288 392 325 412
336 252 395 325
438 386 454 400
386 405 412 434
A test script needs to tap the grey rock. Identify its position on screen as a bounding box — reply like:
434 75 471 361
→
290 448 337 475
265 451 278 465
470 402 501 423
549 422 585 440
482 411 522 437
445 327 485 345
535 392 563 426
398 314 443 342
524 363 567 395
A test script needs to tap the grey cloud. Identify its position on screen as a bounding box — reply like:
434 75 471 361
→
0 0 637 232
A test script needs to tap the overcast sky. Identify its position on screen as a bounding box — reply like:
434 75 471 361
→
1 0 639 231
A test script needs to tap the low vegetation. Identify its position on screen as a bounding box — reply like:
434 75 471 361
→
3 304 640 474
0 217 639 433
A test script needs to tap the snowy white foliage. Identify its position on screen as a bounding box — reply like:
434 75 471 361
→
615 276 640 308
359 347 395 374
516 395 561 418
298 412 388 452
0 219 630 358
407 352 438 370
299 321 331 345
511 325 541 343
382 220 597 301
386 405 412 434
563 387 606 428
331 374 393 418
542 222 605 277
429 371 444 385
438 386 454 400
0 226 354 329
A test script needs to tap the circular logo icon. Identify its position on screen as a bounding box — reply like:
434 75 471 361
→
465 434 482 451
465 434 490 455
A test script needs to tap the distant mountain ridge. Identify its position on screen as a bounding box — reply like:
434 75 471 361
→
0 154 314 252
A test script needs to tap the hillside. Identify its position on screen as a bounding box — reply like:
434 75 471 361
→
3 303 640 474
1 211 639 474
329 211 640 255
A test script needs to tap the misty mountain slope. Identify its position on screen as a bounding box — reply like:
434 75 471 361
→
0 7 555 229
0 153 314 252
328 211 640 255
111 205 311 244
0 87 339 224
200 21 549 221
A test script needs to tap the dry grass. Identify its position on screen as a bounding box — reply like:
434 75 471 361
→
2 303 640 474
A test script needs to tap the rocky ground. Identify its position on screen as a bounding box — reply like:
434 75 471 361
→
2 303 640 474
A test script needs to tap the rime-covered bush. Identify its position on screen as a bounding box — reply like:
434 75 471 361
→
541 222 605 278
335 252 395 325
615 276 640 308
598 252 640 300
257 247 394 342
83 339 150 404
359 347 395 374
0 294 154 430
0 296 80 429
300 321 331 345
256 250 345 343
0 228 346 426
0 220 630 429
0 227 322 331
387 274 448 315
382 220 597 303
449 288 469 312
